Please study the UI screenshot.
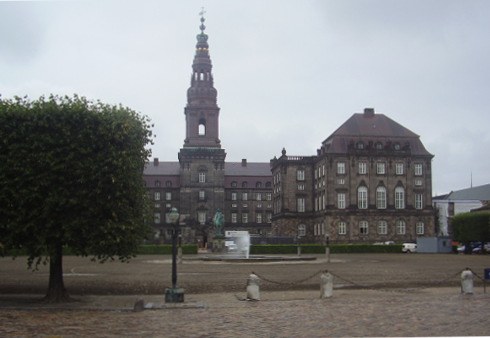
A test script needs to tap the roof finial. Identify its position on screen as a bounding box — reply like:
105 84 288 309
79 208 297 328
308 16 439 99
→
199 7 206 33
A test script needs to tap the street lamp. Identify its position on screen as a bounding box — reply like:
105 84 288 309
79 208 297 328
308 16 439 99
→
165 207 184 303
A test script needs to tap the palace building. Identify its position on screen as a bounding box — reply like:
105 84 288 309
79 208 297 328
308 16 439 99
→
143 15 435 245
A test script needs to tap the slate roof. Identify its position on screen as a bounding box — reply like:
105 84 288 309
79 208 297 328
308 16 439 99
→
446 184 490 201
143 160 271 177
321 110 432 156
225 162 271 176
144 161 180 176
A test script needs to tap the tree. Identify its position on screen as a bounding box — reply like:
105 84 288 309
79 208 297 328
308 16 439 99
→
452 212 490 253
0 95 153 302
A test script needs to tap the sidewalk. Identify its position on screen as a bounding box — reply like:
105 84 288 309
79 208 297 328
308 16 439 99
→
1 287 489 337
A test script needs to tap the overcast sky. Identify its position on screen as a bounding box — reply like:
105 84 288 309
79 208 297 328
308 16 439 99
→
1 0 489 195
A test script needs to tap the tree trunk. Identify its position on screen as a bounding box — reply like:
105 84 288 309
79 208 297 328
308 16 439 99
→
44 241 71 302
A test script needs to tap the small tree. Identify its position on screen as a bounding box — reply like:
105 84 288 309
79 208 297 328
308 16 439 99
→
452 212 490 253
0 95 153 302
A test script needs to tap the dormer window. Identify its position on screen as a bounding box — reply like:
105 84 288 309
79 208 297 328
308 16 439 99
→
356 141 364 150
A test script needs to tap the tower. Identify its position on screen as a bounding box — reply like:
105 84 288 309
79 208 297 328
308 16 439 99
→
178 11 226 227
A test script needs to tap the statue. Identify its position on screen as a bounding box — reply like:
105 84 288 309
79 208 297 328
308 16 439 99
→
213 209 224 237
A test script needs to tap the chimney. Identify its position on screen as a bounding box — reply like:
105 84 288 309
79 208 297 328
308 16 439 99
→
154 158 159 166
241 159 247 167
364 108 375 117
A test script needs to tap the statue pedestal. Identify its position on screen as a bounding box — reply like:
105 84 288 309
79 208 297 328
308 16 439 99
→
212 236 226 253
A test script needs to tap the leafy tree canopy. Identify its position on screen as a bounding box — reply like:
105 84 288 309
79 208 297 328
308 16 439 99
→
0 95 154 301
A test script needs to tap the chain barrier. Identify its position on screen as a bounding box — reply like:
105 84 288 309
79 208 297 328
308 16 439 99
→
252 267 487 293
253 270 323 286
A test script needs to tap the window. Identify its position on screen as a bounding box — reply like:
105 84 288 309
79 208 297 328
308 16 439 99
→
256 182 262 188
395 163 404 175
231 181 237 188
359 161 367 175
165 192 171 201
337 193 346 209
266 212 272 223
297 197 305 212
154 212 161 224
297 183 305 190
155 180 161 187
395 187 405 209
356 141 364 150
297 169 305 181
256 213 262 224
154 192 161 201
231 192 237 201
165 180 172 187
358 186 368 209
377 162 386 175
199 190 205 200
298 224 306 237
242 182 248 188
415 194 423 209
415 178 423 186
375 142 383 150
338 221 347 235
416 221 425 235
198 211 206 225
198 121 205 136
396 220 406 235
231 213 237 223
266 193 272 201
242 213 248 223
359 221 369 235
242 192 248 201
376 186 387 209
378 220 387 235
256 193 262 201
154 203 161 209
199 172 206 183
337 162 345 175
337 178 345 185
414 163 423 176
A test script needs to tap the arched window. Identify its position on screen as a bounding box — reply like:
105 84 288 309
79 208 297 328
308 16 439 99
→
395 186 405 209
198 121 206 136
242 181 248 188
358 186 368 209
376 186 387 209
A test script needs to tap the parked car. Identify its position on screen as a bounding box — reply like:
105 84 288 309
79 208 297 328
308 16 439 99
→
457 242 490 254
402 243 417 253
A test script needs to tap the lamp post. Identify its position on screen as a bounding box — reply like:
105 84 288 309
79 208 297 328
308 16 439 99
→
165 207 184 303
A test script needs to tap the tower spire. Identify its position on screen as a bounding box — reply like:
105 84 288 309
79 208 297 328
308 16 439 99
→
183 9 221 148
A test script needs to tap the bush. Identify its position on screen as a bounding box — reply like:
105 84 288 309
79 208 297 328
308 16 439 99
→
137 244 198 255
250 244 402 254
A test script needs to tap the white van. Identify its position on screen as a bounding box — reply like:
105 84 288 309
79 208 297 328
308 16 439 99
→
402 243 417 253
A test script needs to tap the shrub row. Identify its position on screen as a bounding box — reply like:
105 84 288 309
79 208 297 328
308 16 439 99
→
136 244 198 255
250 244 403 254
2 244 199 257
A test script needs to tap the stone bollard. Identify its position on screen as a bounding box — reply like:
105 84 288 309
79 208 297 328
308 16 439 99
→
246 272 260 301
461 268 474 294
320 270 334 298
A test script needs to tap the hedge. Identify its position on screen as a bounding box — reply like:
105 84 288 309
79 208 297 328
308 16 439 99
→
250 244 403 254
136 244 198 255
2 244 199 257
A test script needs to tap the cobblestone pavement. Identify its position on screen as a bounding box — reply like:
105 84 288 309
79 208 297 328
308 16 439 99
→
1 253 489 336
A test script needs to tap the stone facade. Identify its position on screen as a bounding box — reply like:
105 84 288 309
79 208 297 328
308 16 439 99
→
143 15 435 245
271 108 435 243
